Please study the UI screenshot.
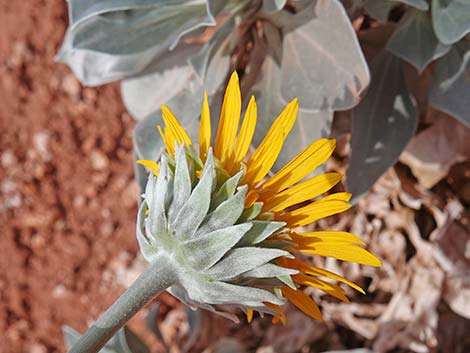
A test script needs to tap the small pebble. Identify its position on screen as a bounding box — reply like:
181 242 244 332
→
90 150 109 171
62 74 81 100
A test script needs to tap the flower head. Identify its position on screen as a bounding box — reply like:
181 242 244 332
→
137 72 381 323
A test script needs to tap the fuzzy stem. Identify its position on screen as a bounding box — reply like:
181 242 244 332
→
68 256 175 353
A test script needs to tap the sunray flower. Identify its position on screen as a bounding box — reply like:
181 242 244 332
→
137 72 381 324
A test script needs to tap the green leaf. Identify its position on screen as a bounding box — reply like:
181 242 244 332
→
189 1 253 95
68 0 193 27
262 0 288 12
280 0 370 111
121 43 202 120
67 0 180 27
132 69 204 172
365 0 429 22
251 53 333 173
132 69 224 192
386 9 451 73
347 51 418 200
397 0 429 10
429 41 470 126
432 0 470 45
289 0 317 12
189 15 238 95
364 0 395 22
58 1 218 85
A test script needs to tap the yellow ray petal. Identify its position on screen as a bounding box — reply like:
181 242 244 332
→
279 194 352 228
260 139 336 194
262 172 343 212
246 309 253 323
161 105 192 146
298 243 382 267
157 125 175 155
320 192 352 202
199 91 211 161
245 189 260 208
226 95 257 173
293 274 350 303
243 98 298 186
265 302 286 325
244 129 285 185
290 231 366 246
282 286 322 321
279 257 365 294
214 72 241 164
136 160 159 176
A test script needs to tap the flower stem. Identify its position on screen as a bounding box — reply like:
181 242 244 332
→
68 256 175 353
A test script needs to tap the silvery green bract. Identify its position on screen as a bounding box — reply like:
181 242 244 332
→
136 145 297 322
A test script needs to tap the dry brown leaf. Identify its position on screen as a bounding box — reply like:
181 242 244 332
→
160 309 189 353
323 302 385 340
430 220 470 318
437 308 470 353
357 24 396 62
373 256 443 353
443 275 470 320
400 111 470 189
431 221 470 273
259 308 326 353
320 350 374 353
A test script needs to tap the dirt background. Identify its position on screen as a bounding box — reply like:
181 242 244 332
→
1 1 469 353
0 1 145 352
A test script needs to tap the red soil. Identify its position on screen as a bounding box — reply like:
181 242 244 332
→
0 1 145 352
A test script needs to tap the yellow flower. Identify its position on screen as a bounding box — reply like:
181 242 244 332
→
138 72 381 323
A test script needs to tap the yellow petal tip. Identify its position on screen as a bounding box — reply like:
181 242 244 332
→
370 256 383 267
136 159 159 175
246 309 253 323
229 71 239 82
